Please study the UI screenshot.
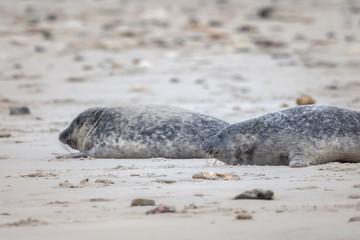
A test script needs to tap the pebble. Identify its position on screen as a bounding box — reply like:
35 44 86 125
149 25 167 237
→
208 20 223 27
234 189 274 200
34 45 45 53
83 65 93 71
146 205 176 215
74 55 84 62
67 77 86 83
258 7 275 19
131 199 155 206
236 25 257 33
349 216 360 222
0 132 11 138
10 106 30 115
46 13 57 22
169 77 180 83
326 31 336 39
195 79 205 84
235 212 253 220
13 63 22 69
296 94 315 105
155 179 177 184
255 39 286 48
42 31 53 40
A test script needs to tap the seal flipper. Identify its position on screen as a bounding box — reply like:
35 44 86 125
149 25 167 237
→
57 148 95 159
288 148 310 167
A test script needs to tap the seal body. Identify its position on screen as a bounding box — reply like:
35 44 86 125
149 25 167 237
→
201 105 360 167
59 105 229 158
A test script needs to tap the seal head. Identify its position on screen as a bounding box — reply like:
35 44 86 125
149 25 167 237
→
201 123 257 165
59 108 104 151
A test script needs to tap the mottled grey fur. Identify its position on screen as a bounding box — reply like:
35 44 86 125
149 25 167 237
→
59 105 229 158
201 105 360 167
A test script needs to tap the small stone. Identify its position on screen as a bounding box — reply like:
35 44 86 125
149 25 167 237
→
34 45 45 53
10 106 30 115
131 199 155 206
236 212 252 220
255 39 286 48
88 198 113 202
129 86 150 92
74 55 84 62
46 14 57 22
326 31 336 39
67 77 86 83
208 20 223 27
236 25 257 33
234 189 274 200
83 65 93 71
195 79 205 84
348 195 360 199
349 216 360 222
13 63 22 69
258 7 275 19
42 31 53 40
0 132 11 138
345 35 355 43
326 85 338 90
281 103 289 108
146 205 176 215
155 179 177 184
169 77 180 83
296 94 315 105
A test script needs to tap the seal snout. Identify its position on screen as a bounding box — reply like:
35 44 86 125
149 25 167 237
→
201 136 216 155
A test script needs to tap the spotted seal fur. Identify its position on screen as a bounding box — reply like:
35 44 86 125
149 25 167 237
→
201 105 360 167
59 105 229 158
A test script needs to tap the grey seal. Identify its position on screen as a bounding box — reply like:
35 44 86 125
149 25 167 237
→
201 105 360 167
58 104 229 158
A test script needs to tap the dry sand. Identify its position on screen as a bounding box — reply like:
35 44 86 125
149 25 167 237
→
1 0 360 239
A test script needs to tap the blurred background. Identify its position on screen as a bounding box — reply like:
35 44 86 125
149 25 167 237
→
1 0 360 123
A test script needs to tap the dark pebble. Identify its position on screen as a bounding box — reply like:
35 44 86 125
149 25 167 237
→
13 63 22 69
131 199 155 207
46 14 57 22
0 132 11 138
42 31 53 40
74 55 84 62
208 20 223 27
326 85 338 90
258 7 275 19
236 25 257 33
169 77 180 83
10 106 30 115
34 46 45 53
326 31 336 39
234 189 274 200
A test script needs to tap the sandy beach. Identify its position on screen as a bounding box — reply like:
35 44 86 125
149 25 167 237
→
1 0 360 239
